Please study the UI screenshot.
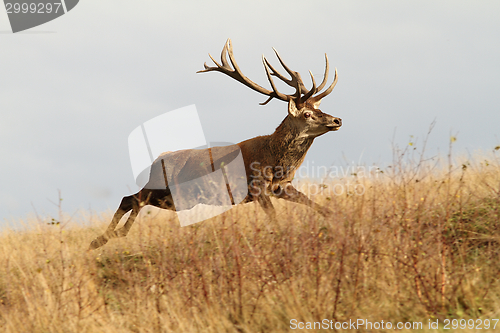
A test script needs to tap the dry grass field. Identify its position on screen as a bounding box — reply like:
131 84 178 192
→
1 144 500 332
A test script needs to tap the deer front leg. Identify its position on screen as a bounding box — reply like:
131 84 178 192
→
257 194 277 222
274 183 333 217
249 177 277 222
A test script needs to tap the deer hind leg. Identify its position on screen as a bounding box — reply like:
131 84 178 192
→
88 194 139 250
113 206 139 238
112 188 173 237
274 183 333 217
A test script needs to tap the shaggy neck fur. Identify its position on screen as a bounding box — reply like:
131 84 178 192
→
268 115 314 171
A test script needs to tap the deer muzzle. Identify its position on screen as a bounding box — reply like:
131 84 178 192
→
326 117 342 131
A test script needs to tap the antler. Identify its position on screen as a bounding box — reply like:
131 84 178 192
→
197 39 337 105
197 39 288 105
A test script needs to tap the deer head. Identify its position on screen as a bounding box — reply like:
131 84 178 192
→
197 39 342 138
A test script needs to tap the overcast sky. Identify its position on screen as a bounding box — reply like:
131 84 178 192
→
1 1 499 226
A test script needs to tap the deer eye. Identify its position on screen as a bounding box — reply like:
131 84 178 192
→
304 112 311 118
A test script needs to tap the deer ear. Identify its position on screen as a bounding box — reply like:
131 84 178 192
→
288 99 300 117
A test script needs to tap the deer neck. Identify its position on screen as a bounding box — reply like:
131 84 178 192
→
268 115 314 169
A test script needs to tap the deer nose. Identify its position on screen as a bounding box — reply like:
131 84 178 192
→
334 118 342 126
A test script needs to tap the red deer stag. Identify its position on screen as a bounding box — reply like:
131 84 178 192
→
89 39 342 250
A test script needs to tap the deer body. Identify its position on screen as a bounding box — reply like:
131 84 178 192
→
89 40 341 250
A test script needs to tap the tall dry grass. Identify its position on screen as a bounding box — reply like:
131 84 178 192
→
1 142 500 332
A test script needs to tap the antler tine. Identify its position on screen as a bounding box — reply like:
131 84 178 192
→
261 55 291 105
225 39 249 80
301 71 317 102
198 40 233 74
271 48 309 94
272 48 302 85
199 54 223 73
311 68 338 102
315 54 330 92
263 54 305 91
263 57 293 87
220 39 231 69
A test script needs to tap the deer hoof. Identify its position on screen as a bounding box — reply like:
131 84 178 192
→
88 236 108 250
